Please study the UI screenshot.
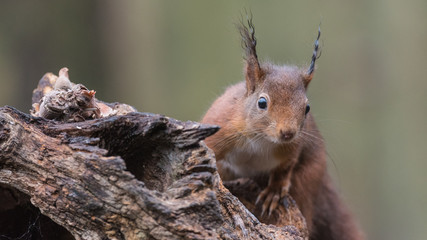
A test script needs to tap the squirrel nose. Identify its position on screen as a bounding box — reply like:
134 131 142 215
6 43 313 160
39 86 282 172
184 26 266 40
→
280 130 295 141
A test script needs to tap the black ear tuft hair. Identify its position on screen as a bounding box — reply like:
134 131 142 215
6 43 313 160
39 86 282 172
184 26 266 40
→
308 26 321 76
238 11 258 61
237 11 264 94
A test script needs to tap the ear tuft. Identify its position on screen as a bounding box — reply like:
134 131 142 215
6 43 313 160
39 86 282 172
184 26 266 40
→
305 26 321 88
238 13 263 94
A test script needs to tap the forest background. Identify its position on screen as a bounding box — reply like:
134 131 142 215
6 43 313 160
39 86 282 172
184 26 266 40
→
0 1 426 239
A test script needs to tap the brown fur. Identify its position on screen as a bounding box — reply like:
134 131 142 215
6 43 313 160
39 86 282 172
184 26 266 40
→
201 18 363 240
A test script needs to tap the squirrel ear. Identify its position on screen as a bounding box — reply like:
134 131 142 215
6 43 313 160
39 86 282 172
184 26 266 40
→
244 56 263 93
304 26 321 88
303 72 314 88
238 14 263 94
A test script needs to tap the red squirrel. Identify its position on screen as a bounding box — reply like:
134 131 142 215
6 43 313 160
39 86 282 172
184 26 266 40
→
202 17 363 240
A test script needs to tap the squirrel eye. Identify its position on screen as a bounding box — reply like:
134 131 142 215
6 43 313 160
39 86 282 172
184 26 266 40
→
258 97 267 110
305 104 310 115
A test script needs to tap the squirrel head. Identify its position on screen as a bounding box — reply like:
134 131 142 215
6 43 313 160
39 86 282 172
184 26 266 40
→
238 16 321 144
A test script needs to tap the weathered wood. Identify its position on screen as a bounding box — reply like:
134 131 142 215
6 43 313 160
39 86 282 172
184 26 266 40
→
0 71 308 240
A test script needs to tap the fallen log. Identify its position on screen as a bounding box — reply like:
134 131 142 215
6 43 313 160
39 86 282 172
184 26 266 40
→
0 70 308 240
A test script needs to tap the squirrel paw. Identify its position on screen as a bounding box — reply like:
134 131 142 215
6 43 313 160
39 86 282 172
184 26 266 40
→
256 186 289 217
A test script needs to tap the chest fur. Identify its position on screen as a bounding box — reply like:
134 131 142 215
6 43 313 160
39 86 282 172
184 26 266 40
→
218 138 287 179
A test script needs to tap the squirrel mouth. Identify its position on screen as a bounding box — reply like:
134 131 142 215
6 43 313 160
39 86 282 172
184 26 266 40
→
267 134 296 144
278 137 295 144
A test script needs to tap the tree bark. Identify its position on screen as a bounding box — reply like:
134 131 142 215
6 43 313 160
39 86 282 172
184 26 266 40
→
0 73 308 240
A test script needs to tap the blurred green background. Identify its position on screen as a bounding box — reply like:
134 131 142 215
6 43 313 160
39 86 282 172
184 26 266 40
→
1 1 426 239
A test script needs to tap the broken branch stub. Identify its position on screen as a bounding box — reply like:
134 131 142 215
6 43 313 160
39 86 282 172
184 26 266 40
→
0 68 308 239
31 67 137 122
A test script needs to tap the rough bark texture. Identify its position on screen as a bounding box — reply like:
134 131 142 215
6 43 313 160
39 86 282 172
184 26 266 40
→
0 72 308 240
